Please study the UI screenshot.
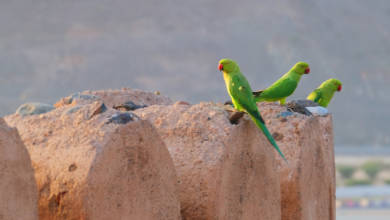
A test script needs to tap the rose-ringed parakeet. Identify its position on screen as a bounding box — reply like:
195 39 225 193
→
253 62 310 105
218 58 287 162
307 78 342 107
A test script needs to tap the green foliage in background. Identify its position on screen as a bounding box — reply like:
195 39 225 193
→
385 179 390 185
361 161 385 179
345 179 372 186
337 165 356 179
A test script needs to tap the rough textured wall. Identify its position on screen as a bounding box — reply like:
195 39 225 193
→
257 103 335 220
54 88 173 108
2 89 336 220
0 118 38 220
135 102 282 220
5 102 181 220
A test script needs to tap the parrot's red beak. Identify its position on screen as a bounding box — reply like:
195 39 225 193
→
218 63 224 71
337 85 342 92
304 67 310 74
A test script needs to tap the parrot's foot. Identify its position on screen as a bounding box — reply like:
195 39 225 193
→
222 102 244 124
228 111 245 124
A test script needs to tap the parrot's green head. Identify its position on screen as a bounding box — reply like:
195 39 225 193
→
323 78 342 92
291 62 310 75
218 58 240 74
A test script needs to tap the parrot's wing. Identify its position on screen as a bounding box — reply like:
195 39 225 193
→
261 77 298 99
309 89 322 103
232 75 257 113
314 90 322 103
230 75 265 123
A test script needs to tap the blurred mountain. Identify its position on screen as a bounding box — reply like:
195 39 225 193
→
1 0 389 146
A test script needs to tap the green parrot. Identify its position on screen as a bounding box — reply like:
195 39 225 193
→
253 62 310 105
307 78 342 107
218 58 287 162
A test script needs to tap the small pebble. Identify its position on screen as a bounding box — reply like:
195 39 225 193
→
89 103 107 119
113 101 147 111
276 111 294 118
16 103 54 116
305 106 329 116
106 112 137 124
175 101 190 105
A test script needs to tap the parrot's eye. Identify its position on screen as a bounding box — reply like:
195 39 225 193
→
218 63 224 71
337 85 342 91
304 67 310 74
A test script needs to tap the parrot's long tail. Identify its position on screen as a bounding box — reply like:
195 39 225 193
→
249 111 288 163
